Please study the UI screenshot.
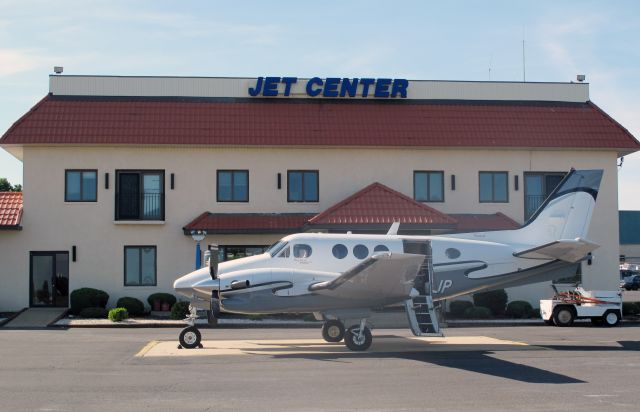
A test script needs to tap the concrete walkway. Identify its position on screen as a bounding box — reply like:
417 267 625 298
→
4 308 67 328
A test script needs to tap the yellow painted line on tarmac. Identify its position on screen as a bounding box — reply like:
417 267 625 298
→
136 335 532 358
135 340 160 357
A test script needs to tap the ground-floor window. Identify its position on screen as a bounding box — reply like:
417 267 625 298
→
218 245 268 261
124 246 157 286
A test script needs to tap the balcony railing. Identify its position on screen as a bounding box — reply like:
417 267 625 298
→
524 194 545 220
116 192 164 221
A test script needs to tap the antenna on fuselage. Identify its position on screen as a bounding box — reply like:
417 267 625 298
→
387 222 400 236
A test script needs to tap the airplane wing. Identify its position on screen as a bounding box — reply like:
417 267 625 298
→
513 238 600 263
307 252 425 301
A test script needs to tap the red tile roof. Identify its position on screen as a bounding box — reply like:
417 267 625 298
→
0 192 23 229
308 183 457 227
450 213 520 232
183 212 315 234
1 96 638 152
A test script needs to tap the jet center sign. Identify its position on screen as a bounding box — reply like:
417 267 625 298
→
248 77 409 98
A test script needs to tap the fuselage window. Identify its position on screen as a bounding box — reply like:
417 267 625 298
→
445 248 461 259
332 244 348 259
278 245 291 258
353 244 369 260
373 245 389 253
293 244 312 258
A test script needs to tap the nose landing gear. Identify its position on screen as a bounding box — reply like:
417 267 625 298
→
178 304 203 349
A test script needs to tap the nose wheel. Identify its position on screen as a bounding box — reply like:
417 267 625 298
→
178 326 202 349
321 320 345 342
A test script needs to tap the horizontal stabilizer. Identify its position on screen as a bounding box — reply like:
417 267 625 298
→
514 238 600 263
308 252 425 301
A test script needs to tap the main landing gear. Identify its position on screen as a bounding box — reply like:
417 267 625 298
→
321 318 372 351
178 304 203 349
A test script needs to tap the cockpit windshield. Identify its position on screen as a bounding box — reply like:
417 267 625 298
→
266 241 288 257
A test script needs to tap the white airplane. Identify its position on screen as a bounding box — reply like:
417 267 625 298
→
174 169 603 351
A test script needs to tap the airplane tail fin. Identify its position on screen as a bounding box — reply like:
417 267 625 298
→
517 169 603 244
454 169 604 258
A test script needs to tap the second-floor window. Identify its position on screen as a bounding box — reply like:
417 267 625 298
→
217 170 249 202
524 172 565 220
288 170 319 202
116 170 164 220
65 170 97 202
479 171 508 203
414 171 444 202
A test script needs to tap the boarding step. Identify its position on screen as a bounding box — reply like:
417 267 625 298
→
404 295 442 337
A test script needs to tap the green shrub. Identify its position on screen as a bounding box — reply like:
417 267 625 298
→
449 300 474 318
622 302 640 316
529 307 541 319
108 307 128 322
78 307 109 319
463 306 492 319
116 297 146 316
170 301 191 320
505 300 533 318
70 288 109 315
147 293 177 307
473 289 508 316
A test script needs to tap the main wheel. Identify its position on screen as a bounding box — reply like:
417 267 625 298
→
344 325 372 351
322 320 345 342
553 306 575 327
603 310 621 327
179 326 202 349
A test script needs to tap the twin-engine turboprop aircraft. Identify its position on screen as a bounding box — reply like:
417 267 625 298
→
174 169 603 351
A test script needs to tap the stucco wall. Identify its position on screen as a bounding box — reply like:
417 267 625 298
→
0 145 621 310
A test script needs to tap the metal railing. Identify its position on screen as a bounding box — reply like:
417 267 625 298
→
115 192 164 220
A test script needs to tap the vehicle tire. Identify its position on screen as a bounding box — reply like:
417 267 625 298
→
179 326 202 349
553 306 575 327
322 320 345 342
344 325 372 351
544 319 555 326
603 310 621 327
590 317 604 326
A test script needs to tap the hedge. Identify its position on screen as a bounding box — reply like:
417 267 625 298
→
116 297 146 316
473 289 508 316
78 307 109 319
449 300 473 318
108 308 128 322
147 293 177 307
70 288 109 315
505 300 533 318
170 301 191 320
464 306 492 319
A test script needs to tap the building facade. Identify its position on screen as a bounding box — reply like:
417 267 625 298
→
0 75 638 311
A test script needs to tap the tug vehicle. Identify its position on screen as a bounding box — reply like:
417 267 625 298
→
540 285 622 327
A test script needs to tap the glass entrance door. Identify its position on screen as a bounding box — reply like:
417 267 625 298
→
30 252 69 307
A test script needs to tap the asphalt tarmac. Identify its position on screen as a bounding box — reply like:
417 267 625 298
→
0 325 638 411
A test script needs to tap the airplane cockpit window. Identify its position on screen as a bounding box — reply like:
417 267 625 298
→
332 244 348 259
293 244 312 258
373 245 389 253
353 244 369 260
267 241 288 257
278 245 291 258
445 248 461 259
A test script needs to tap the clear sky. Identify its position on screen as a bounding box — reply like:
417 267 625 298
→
1 0 639 208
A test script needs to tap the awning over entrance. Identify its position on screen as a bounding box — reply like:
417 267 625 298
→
183 183 520 235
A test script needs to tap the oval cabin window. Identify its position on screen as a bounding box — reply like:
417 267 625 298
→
353 244 369 260
332 244 348 259
374 245 389 253
445 248 461 259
